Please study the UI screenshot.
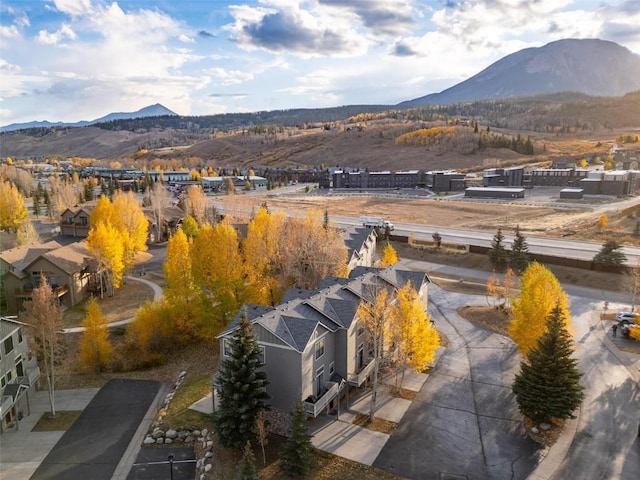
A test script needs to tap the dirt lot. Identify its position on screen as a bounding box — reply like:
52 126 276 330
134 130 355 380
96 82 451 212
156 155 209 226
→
218 190 640 244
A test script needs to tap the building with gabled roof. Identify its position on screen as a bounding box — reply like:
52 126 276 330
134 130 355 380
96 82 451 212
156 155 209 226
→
0 241 97 314
214 265 430 417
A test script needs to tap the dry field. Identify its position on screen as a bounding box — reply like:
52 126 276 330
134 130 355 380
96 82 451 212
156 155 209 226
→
218 191 640 244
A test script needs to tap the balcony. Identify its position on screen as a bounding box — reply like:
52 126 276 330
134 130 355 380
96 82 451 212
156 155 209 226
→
347 357 376 387
17 366 40 387
15 284 68 298
303 381 340 418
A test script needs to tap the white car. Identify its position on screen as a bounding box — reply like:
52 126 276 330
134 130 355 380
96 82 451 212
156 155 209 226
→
616 311 639 324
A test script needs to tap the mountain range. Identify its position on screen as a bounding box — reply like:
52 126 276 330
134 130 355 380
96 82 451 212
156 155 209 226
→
0 103 177 133
401 38 640 106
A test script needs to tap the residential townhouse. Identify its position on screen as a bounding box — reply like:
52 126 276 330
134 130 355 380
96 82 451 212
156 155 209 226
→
0 316 39 433
214 265 430 417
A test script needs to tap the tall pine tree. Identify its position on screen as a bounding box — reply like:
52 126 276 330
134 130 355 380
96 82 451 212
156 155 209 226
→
280 402 314 478
512 305 585 424
215 310 270 449
509 225 530 273
488 228 508 271
235 442 259 480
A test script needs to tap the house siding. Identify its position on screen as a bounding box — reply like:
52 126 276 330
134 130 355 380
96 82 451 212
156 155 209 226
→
260 345 301 411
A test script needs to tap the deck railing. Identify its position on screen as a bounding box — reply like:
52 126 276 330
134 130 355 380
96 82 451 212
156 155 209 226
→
303 381 339 417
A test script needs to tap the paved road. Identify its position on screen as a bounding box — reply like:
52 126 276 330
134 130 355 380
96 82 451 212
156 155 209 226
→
29 379 161 480
374 286 540 479
549 299 640 480
374 259 640 480
127 447 196 480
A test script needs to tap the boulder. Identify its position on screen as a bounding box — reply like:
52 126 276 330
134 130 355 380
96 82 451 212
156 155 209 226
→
204 464 212 473
156 438 164 444
184 435 195 443
540 422 551 431
165 429 178 439
165 438 173 444
143 436 156 445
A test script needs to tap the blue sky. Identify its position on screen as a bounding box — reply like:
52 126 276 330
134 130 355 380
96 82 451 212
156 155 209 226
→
1 0 639 125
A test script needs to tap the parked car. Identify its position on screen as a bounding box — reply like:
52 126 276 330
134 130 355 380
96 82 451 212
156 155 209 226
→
620 323 639 339
615 311 639 324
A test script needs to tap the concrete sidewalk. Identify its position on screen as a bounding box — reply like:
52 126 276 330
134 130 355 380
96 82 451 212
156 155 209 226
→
0 388 100 480
308 369 430 466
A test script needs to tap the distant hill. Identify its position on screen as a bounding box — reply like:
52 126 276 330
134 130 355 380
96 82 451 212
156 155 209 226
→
401 39 640 107
0 103 178 132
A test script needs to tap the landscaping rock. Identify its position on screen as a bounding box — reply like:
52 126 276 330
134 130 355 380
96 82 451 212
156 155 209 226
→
152 429 165 439
205 451 213 459
531 427 540 434
143 436 155 445
156 438 164 444
165 429 178 439
204 464 212 472
540 422 551 431
185 435 195 443
165 438 173 444
201 428 208 437
193 429 201 437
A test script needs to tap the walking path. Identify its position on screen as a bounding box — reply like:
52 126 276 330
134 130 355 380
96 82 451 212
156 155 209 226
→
62 275 163 333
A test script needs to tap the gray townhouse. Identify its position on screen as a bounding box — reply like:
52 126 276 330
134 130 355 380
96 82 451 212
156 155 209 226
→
214 265 430 417
1 316 40 433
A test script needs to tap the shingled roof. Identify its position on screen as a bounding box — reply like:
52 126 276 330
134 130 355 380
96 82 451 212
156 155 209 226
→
220 266 430 353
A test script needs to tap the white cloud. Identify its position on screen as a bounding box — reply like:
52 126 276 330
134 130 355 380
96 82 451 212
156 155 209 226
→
37 23 77 45
0 25 21 39
49 0 94 17
0 59 22 73
179 34 195 43
204 67 254 85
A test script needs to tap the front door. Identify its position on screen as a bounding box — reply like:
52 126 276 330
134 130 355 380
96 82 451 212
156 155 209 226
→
357 344 364 370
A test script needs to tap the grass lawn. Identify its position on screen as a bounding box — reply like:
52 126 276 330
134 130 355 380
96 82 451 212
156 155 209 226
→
32 411 82 431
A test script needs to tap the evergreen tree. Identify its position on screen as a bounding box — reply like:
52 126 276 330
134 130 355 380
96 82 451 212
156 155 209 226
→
512 305 585 424
323 209 329 230
84 182 94 201
488 228 508 271
235 442 259 480
215 310 270 449
280 402 314 478
509 225 530 273
593 239 627 266
33 191 41 217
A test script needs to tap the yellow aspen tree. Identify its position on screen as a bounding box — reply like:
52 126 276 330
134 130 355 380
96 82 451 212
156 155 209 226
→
78 297 112 372
0 179 28 232
87 221 125 291
380 242 399 267
163 229 204 339
181 215 200 239
90 195 117 227
280 210 348 290
243 207 286 305
192 222 245 330
508 262 571 355
390 282 439 390
597 214 608 231
357 286 391 420
126 301 164 357
111 191 148 272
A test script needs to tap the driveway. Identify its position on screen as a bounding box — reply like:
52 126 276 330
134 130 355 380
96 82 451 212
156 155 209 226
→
29 379 161 480
374 286 541 479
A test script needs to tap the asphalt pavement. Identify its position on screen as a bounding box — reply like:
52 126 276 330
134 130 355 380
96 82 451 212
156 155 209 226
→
29 379 161 480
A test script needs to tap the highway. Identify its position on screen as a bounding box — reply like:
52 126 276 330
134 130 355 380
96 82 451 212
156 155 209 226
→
332 215 640 266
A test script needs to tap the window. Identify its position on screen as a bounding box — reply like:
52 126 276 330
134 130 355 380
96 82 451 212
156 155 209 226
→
0 376 5 388
4 336 14 355
315 366 325 397
18 328 23 344
329 362 335 375
357 325 364 337
222 338 232 357
7 371 12 382
257 345 266 365
66 215 74 224
78 216 88 226
315 337 325 359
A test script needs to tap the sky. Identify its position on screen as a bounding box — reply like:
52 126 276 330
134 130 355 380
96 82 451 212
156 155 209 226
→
0 0 639 125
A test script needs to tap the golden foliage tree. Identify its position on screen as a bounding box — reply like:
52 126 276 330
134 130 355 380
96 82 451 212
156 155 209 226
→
111 191 148 271
597 214 608 231
163 229 205 340
280 210 348 291
86 221 125 292
77 297 112 372
508 262 571 355
357 285 391 420
22 275 63 415
192 222 245 330
126 301 166 358
380 242 399 267
0 179 28 232
243 207 286 305
390 282 439 389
